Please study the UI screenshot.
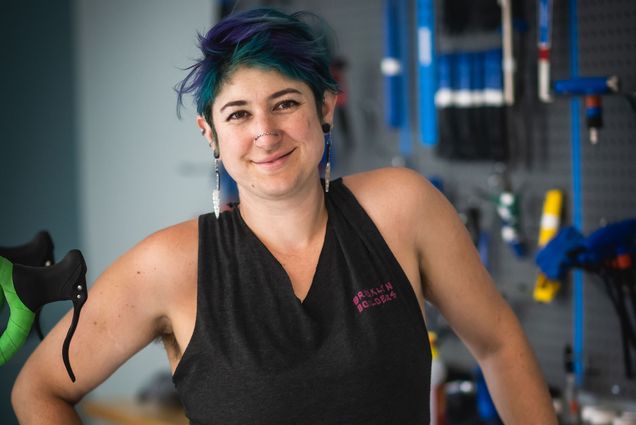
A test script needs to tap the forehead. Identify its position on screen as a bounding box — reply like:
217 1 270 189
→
213 66 312 106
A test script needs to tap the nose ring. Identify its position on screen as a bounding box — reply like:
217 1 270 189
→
254 131 279 142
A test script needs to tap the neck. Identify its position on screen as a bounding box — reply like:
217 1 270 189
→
237 179 328 252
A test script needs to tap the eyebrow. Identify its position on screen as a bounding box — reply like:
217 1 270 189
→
219 88 303 113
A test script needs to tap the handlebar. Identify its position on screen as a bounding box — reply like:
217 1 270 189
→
0 243 87 382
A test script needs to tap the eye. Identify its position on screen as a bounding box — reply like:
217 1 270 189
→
274 99 300 111
226 110 249 121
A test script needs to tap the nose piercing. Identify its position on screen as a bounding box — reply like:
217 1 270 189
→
254 131 279 142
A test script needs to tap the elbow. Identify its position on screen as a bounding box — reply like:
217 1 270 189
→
11 365 46 420
11 365 77 422
11 368 32 420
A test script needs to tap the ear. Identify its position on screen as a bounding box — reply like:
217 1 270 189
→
321 91 338 127
196 115 220 157
196 115 214 143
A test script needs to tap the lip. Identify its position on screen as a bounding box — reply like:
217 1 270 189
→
252 148 296 167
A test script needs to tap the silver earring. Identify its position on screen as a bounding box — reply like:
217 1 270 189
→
212 145 221 218
322 123 332 193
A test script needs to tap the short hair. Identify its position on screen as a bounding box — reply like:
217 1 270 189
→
176 8 339 126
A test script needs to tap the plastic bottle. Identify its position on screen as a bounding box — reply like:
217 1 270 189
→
429 331 447 425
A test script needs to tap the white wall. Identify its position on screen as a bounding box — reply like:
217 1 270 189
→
74 0 214 399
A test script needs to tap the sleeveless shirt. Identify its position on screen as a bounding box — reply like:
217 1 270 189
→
172 178 431 424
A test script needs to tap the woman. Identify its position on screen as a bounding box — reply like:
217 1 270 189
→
12 8 557 424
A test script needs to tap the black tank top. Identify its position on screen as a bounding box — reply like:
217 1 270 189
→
172 178 431 424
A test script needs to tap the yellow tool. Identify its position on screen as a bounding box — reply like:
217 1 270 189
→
534 190 564 302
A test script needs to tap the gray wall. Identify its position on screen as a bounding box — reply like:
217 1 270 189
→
74 0 213 404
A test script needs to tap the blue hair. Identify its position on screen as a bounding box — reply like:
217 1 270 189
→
176 8 339 126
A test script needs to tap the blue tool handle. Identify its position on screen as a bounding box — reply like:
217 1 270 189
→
538 0 553 46
416 0 437 145
553 76 619 95
382 0 402 128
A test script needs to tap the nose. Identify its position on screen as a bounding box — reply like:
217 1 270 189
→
252 116 281 150
254 131 280 143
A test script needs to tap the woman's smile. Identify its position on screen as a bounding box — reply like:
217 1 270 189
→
251 148 297 171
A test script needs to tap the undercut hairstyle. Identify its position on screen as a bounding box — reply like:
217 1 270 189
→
175 8 340 127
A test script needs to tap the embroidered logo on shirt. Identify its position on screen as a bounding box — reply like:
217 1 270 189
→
352 282 397 314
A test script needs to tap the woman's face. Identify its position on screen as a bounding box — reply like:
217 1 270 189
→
204 66 336 201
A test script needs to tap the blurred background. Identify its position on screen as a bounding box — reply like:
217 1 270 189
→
1 0 635 424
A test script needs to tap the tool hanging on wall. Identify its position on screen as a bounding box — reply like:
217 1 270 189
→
536 219 636 379
382 0 404 130
475 168 525 259
533 189 564 303
435 0 508 161
435 49 508 161
499 0 515 105
416 0 438 146
552 76 621 144
538 0 627 146
563 344 581 424
495 190 525 258
537 0 553 102
382 0 413 158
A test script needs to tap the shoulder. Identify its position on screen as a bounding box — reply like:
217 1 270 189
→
103 218 199 305
138 218 199 258
341 167 461 267
342 167 440 225
340 168 444 260
88 218 200 341
130 218 199 282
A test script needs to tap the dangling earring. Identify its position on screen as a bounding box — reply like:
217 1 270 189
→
201 125 221 218
210 142 221 218
211 143 221 218
322 123 332 193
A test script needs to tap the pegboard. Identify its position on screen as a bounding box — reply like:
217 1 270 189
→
574 0 636 403
234 0 636 405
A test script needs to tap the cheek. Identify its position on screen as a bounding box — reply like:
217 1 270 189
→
218 139 241 165
306 118 324 154
216 126 249 154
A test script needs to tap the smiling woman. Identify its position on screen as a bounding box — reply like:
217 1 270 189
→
12 7 557 425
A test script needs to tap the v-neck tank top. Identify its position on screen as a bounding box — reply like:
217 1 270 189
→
172 178 432 424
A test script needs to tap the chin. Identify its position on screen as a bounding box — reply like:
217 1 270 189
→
252 172 317 199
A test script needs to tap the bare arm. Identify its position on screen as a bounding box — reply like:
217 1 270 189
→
349 168 556 424
11 221 197 424
409 170 556 424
